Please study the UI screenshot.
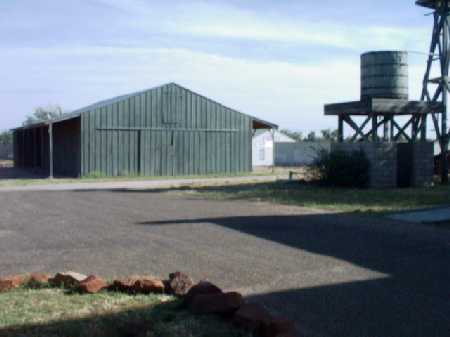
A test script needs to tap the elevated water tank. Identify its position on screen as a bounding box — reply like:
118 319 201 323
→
361 51 409 100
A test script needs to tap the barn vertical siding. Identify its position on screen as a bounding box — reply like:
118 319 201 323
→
80 83 253 177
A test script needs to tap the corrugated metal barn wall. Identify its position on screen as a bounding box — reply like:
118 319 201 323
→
80 83 252 176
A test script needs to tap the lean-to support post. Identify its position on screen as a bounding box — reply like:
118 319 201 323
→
271 128 275 173
48 123 54 179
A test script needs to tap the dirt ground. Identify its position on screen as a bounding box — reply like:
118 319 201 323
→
0 188 449 337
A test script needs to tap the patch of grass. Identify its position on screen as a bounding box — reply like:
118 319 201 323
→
0 288 250 337
0 171 276 188
189 181 450 214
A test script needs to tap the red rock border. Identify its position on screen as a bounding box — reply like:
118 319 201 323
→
0 271 299 337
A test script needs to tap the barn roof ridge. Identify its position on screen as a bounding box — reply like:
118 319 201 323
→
170 83 278 129
15 82 277 130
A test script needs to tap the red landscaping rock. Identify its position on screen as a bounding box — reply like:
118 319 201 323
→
79 275 107 294
168 271 193 296
233 303 272 332
134 277 165 294
0 274 29 292
27 273 51 288
185 281 223 306
111 276 140 293
189 292 243 315
112 276 165 294
258 317 299 337
29 273 50 283
49 271 87 288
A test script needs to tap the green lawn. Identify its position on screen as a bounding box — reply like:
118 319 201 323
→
0 171 275 188
0 288 249 337
189 181 450 214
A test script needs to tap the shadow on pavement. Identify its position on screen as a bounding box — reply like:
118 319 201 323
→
137 214 450 337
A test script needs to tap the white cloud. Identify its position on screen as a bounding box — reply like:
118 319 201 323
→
178 13 427 51
0 45 427 132
0 0 431 131
93 0 429 51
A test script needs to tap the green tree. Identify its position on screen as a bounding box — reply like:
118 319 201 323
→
280 129 303 141
23 105 64 126
320 129 338 141
0 130 12 145
305 131 317 142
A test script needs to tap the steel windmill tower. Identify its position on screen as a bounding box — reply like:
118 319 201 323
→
417 0 450 183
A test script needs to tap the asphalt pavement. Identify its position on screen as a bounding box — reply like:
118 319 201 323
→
0 189 448 337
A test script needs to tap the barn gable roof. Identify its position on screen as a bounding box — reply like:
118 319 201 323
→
16 83 277 130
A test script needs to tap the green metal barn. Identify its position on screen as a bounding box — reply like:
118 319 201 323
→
13 83 276 177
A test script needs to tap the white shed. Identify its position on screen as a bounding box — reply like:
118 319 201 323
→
252 130 295 167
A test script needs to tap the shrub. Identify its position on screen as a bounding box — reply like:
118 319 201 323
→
314 149 370 188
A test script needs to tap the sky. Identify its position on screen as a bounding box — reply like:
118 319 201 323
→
0 0 436 133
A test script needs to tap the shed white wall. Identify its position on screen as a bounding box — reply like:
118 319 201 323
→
275 142 331 166
252 130 295 166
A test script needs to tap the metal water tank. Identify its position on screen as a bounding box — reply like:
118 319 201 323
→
361 51 408 100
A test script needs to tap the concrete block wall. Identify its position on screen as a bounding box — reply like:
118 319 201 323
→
411 142 434 187
332 142 434 188
332 143 397 188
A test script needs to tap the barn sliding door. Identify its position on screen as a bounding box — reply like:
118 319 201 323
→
140 130 176 176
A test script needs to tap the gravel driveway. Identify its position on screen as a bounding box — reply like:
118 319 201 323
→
0 189 449 337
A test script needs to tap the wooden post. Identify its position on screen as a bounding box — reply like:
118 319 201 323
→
441 11 449 184
383 116 389 142
48 123 54 179
412 115 419 142
21 129 25 167
338 115 344 142
372 115 378 142
420 115 427 141
390 116 395 140
40 127 45 169
271 128 275 173
32 128 36 168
